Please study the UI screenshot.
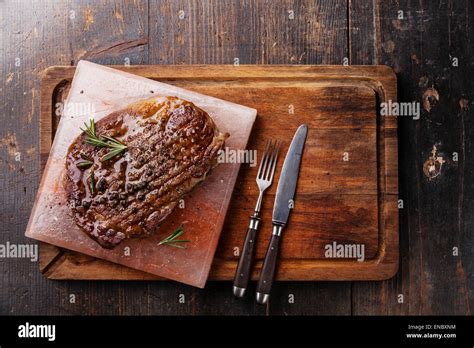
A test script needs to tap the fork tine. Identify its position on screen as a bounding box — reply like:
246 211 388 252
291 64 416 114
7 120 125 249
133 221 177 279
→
263 141 274 181
267 141 280 182
259 140 274 180
264 140 277 181
267 142 278 181
257 140 271 179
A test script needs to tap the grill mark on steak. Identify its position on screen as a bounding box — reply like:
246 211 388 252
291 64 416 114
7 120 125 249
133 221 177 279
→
65 96 228 248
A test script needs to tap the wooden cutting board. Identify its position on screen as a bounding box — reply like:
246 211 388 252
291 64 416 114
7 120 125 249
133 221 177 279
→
35 64 399 284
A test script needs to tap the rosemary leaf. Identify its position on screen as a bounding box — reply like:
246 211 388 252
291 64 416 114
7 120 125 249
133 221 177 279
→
166 244 187 249
102 135 126 146
101 146 127 162
80 119 97 139
158 225 189 248
77 160 93 169
84 137 111 148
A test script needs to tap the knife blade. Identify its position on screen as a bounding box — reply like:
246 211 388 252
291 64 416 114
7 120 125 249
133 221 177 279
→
256 124 308 305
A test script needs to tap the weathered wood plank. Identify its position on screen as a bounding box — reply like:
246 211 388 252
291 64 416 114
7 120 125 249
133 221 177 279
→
349 0 378 65
0 0 149 315
148 0 352 315
268 281 351 315
256 0 350 315
352 0 474 315
149 0 348 65
262 0 352 316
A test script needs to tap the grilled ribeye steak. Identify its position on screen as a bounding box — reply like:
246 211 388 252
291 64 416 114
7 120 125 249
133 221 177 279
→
65 96 227 248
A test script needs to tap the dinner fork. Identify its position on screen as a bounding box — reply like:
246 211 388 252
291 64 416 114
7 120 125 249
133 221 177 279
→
233 140 280 298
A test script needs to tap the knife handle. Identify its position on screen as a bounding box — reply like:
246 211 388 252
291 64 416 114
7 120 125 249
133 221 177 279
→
233 216 260 298
256 224 283 305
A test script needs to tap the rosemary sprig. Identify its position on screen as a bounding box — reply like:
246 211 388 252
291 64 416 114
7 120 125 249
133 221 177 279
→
80 119 97 140
158 225 190 248
88 170 95 194
81 119 128 162
76 153 94 169
100 141 128 162
77 159 93 169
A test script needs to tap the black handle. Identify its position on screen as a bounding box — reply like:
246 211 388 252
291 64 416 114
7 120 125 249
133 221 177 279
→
256 229 282 305
233 216 260 298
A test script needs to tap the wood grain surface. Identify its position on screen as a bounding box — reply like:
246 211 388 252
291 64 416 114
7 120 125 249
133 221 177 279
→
1 0 472 315
37 64 398 283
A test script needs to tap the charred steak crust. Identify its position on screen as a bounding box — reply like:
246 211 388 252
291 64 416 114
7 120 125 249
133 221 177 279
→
65 96 227 248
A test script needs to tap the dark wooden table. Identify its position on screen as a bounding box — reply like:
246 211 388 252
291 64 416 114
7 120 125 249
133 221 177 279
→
1 0 472 315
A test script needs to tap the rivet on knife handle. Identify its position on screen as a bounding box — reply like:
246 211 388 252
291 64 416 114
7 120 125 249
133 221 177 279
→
256 224 283 305
233 216 260 297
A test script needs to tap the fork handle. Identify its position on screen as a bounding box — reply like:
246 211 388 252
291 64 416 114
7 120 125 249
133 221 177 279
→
233 216 260 298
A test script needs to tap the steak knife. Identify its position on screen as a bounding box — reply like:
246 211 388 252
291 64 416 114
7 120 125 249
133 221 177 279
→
256 124 308 305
